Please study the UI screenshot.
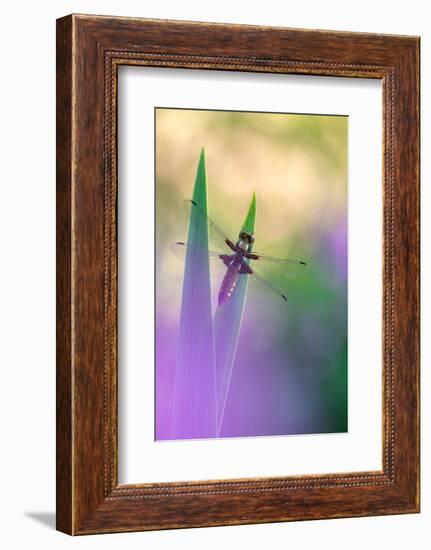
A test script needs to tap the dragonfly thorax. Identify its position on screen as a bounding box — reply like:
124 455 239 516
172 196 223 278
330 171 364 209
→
237 239 249 252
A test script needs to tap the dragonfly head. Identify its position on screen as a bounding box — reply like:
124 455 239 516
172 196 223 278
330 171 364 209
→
238 231 254 252
239 230 255 244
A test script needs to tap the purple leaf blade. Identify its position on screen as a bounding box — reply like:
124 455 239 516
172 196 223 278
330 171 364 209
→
172 149 217 439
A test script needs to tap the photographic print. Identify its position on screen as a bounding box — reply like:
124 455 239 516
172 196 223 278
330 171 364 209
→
155 107 348 441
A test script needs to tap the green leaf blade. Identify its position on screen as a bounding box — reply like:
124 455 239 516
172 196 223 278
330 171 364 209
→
214 193 257 435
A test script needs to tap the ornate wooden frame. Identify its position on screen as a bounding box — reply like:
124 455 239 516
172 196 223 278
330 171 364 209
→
56 14 420 534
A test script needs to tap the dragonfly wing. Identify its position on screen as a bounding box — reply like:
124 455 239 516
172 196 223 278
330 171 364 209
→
248 250 308 280
239 271 289 312
184 199 236 252
170 242 231 278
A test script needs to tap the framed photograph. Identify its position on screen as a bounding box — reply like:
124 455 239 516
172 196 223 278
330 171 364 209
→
56 14 420 534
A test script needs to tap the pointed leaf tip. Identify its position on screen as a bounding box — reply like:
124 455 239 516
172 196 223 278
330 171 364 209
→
242 192 257 233
192 149 208 207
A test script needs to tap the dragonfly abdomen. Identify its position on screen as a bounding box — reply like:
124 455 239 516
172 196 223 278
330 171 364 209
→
218 261 241 306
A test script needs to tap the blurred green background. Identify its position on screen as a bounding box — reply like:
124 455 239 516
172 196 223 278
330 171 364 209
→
156 107 348 438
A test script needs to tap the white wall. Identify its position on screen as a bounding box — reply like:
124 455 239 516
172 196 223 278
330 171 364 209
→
0 1 428 548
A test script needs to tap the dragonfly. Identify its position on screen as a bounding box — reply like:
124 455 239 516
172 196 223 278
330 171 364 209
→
171 199 307 308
